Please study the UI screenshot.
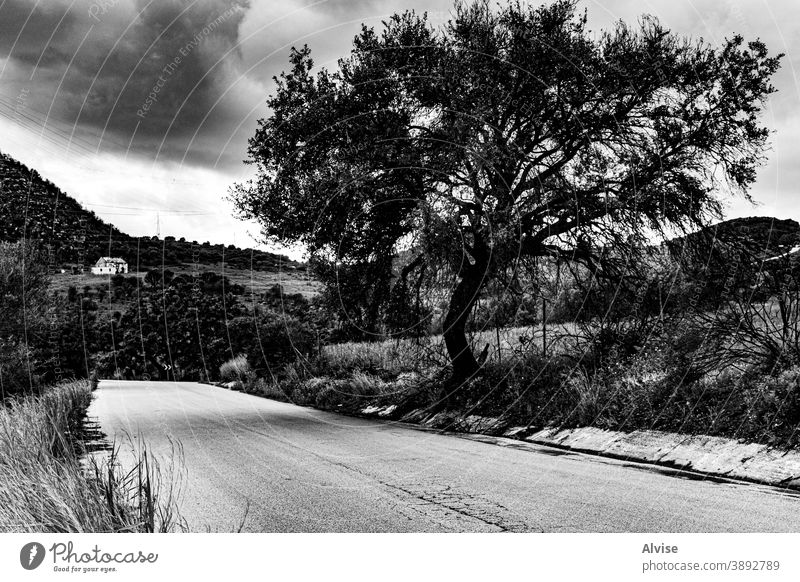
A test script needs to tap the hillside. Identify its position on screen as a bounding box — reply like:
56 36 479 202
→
667 216 800 260
0 151 302 272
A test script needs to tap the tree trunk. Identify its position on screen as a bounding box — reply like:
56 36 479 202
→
443 265 485 380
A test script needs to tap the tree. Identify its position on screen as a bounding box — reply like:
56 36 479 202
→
233 0 781 380
0 241 50 336
0 241 50 395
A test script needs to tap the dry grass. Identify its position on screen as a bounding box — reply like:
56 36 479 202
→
320 338 441 376
206 265 320 298
0 380 185 533
318 323 578 377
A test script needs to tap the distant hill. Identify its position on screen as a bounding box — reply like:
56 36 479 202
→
0 151 302 272
666 216 800 262
663 216 800 307
672 216 799 252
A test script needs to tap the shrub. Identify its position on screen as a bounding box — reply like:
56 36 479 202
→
219 355 252 383
311 373 387 410
348 371 387 397
318 337 442 378
253 378 290 402
707 366 800 446
282 308 800 448
236 313 317 372
747 367 800 443
314 380 345 410
290 376 327 406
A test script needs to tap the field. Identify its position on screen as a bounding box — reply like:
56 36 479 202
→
49 263 320 298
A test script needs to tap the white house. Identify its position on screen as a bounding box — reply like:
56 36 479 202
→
91 257 128 275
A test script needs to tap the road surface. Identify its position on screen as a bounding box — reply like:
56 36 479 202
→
88 380 800 532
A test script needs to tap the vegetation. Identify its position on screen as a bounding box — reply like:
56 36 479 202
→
0 0 797 497
274 311 800 446
1 241 57 394
233 0 782 381
0 380 185 532
90 274 319 382
219 355 254 391
2 235 320 391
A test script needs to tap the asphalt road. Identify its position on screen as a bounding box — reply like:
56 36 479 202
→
88 380 800 532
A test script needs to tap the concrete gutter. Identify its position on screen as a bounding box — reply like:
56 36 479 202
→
357 405 800 490
523 426 800 489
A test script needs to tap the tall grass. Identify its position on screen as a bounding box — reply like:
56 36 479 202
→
319 338 442 376
318 324 577 377
0 380 185 533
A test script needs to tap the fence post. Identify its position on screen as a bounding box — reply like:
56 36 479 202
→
542 298 547 358
496 325 501 365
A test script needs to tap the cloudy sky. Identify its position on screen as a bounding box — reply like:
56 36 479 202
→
0 0 798 257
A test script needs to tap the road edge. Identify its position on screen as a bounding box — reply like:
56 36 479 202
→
354 405 800 492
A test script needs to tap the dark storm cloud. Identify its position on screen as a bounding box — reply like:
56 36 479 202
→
0 3 77 67
0 0 252 166
0 0 797 198
0 0 459 169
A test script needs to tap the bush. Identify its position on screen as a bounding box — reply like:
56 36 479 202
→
253 377 290 402
348 371 388 397
290 376 326 406
745 367 800 443
230 313 318 375
267 301 800 448
692 366 800 446
314 379 345 410
279 368 422 412
219 355 253 383
311 372 391 410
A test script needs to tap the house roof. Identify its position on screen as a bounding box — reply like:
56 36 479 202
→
95 257 128 266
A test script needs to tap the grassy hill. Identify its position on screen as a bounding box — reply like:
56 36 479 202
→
0 151 303 273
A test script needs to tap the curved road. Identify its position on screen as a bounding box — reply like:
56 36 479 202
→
88 380 800 532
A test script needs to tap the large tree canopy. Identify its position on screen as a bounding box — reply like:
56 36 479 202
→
233 0 781 379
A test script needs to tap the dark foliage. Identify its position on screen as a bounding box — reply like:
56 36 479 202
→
90 275 319 382
233 0 781 380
